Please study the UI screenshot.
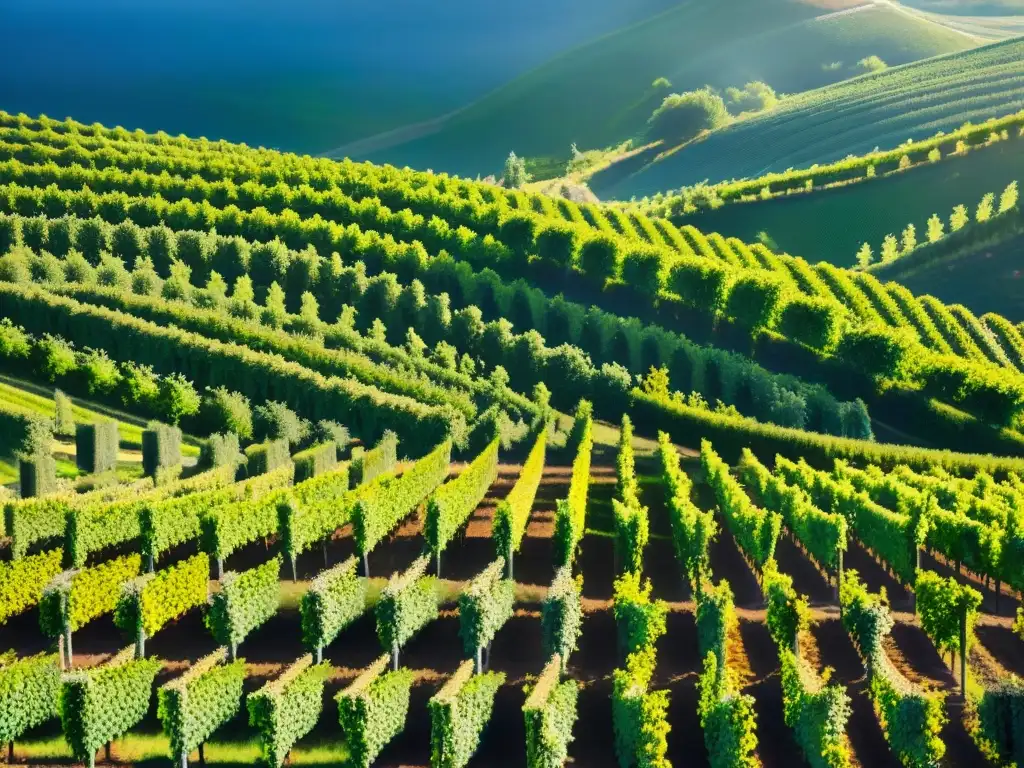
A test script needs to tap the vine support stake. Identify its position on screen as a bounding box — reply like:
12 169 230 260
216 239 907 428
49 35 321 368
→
136 628 145 660
322 541 329 568
436 550 442 580
959 609 967 698
8 741 13 763
147 553 154 573
198 742 205 766
392 642 399 672
64 626 73 669
507 549 514 581
179 751 187 768
315 646 323 664
290 556 298 581
215 557 223 581
475 646 482 675
362 551 370 578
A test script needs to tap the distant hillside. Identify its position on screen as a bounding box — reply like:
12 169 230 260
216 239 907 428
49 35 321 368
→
363 0 978 177
604 37 1024 199
0 0 677 155
647 123 1024 267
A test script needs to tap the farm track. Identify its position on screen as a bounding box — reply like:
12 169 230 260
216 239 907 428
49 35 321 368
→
3 450 1022 766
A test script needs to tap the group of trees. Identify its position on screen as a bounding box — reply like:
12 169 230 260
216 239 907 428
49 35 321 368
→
647 81 778 144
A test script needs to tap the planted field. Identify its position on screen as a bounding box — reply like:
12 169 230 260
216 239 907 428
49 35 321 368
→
1 106 1024 768
608 37 1024 199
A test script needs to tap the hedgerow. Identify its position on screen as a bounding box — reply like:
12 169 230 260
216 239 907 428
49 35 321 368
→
612 644 671 768
142 421 182 481
39 553 141 665
553 402 593 567
762 561 810 653
375 556 439 666
492 427 547 576
778 649 852 768
541 565 583 672
657 433 717 594
632 389 1024 476
247 654 329 768
59 646 162 768
0 284 464 456
458 559 514 669
277 462 353 575
245 439 292 477
75 420 118 475
429 661 505 768
141 464 289 567
524 655 578 768
777 457 926 585
204 557 280 659
701 440 781 571
738 448 846 574
353 440 451 568
157 648 245 767
114 554 209 654
840 570 947 767
612 571 668 658
0 652 61 746
695 580 758 768
350 430 399 487
299 556 367 662
0 548 63 624
291 441 338 483
337 655 414 768
425 438 499 569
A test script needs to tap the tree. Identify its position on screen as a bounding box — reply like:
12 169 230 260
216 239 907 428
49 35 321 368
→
724 81 778 114
880 234 899 262
855 243 873 268
854 55 887 74
901 224 917 254
253 401 309 446
158 373 201 425
652 77 671 89
200 387 253 439
927 214 944 244
976 192 995 223
950 204 968 232
647 88 729 143
928 148 941 162
503 152 530 189
999 181 1019 213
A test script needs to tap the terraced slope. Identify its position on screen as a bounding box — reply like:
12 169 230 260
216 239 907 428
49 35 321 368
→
609 37 1024 198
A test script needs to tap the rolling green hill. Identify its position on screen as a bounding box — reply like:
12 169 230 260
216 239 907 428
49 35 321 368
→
642 126 1024 267
604 36 1024 199
362 0 979 178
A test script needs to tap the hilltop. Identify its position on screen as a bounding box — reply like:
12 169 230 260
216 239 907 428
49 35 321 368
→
360 0 979 177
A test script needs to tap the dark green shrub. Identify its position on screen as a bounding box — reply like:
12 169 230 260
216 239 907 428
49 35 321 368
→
199 387 253 439
667 256 730 314
836 324 918 380
725 271 786 332
534 221 581 269
142 422 182 479
75 420 118 474
779 296 843 352
19 454 57 499
620 245 665 297
579 234 620 285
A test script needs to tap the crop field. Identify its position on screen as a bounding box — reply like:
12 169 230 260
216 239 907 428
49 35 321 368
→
2 111 1024 768
363 0 978 178
653 135 1024 268
609 37 1024 199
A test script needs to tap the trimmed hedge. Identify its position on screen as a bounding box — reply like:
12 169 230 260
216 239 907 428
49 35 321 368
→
632 389 1024 476
59 646 161 768
277 462 353 575
142 422 182 481
200 477 293 568
553 403 593 567
779 648 853 768
292 441 338 483
115 554 209 652
39 554 142 663
523 655 578 768
353 440 451 563
426 438 499 565
458 559 514 666
157 648 245 766
19 453 57 499
973 676 1024 767
492 426 547 574
337 654 414 768
840 570 947 767
247 654 329 768
658 433 717 594
141 464 290 566
75 421 118 476
300 556 366 661
0 652 61 745
0 547 64 624
612 644 671 768
375 555 439 664
245 439 292 477
702 440 782 571
351 431 399 487
612 571 668 658
204 557 281 659
429 661 505 768
763 562 810 653
541 565 582 672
